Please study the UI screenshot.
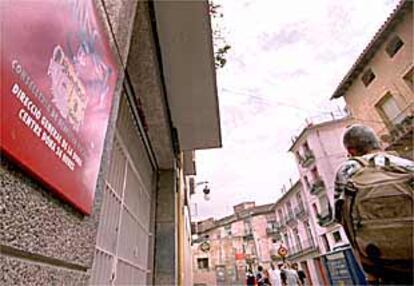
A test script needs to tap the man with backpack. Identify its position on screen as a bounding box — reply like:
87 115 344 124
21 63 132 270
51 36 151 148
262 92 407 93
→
334 124 414 285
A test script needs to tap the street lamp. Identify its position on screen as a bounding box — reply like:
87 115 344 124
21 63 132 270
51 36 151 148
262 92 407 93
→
190 180 211 201
197 181 211 201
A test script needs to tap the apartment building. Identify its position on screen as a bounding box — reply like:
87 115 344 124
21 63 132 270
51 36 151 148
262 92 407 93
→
289 116 366 285
271 180 323 285
331 0 413 159
192 202 275 285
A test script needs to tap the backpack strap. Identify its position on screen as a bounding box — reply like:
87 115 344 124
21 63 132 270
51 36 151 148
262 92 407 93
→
350 156 370 167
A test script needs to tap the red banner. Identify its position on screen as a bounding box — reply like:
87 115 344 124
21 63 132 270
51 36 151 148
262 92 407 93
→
1 0 118 214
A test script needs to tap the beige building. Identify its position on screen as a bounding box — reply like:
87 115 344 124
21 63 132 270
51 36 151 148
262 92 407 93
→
331 0 413 158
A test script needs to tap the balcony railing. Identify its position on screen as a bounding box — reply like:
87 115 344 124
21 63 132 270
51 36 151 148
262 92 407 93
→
285 212 297 226
294 204 308 219
266 224 280 235
309 179 325 195
300 151 315 168
279 220 287 231
288 238 318 259
375 104 413 157
317 204 335 227
243 230 254 240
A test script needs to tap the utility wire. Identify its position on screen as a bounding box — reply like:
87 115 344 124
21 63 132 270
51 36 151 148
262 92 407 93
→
221 87 391 125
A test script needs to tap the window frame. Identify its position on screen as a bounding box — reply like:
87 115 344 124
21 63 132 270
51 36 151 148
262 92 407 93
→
361 68 376 87
332 231 343 243
375 92 403 128
385 35 404 58
402 66 413 92
197 257 209 270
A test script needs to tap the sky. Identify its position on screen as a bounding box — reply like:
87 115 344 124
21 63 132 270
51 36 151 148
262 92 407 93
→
191 0 400 220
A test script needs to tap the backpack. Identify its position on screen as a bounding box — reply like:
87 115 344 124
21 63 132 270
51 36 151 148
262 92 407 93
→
342 154 413 272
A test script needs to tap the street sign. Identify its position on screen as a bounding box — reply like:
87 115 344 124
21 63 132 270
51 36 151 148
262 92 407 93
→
278 245 288 258
1 0 118 214
200 241 211 252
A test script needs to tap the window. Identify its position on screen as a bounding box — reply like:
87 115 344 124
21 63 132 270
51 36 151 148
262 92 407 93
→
278 209 284 222
244 220 252 235
293 228 302 250
303 176 310 189
304 220 314 243
403 67 413 91
296 192 304 208
197 258 209 270
386 35 404 58
312 203 318 216
361 68 376 87
303 142 311 153
376 94 404 126
267 220 276 230
319 196 330 213
286 201 293 216
295 151 301 161
224 225 232 236
321 234 331 252
284 233 291 249
311 167 319 181
332 231 343 243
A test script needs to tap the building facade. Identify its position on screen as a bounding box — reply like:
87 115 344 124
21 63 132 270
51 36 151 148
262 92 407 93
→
331 0 413 159
271 180 324 285
1 1 221 285
192 202 276 285
289 116 366 285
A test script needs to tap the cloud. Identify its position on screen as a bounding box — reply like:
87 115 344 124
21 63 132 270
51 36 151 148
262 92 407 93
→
193 0 400 220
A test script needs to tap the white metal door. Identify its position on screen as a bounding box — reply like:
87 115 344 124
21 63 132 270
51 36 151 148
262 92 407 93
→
91 96 155 285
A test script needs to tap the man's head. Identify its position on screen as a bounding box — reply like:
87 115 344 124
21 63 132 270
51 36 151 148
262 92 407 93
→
257 265 263 272
292 262 298 270
343 124 381 156
277 263 284 269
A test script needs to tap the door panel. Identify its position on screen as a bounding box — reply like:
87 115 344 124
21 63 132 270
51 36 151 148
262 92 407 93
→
91 96 155 285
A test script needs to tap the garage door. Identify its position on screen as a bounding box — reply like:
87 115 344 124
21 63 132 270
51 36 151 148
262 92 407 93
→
90 94 156 285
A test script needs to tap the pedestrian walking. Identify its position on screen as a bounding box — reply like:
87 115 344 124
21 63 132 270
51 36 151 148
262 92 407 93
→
283 263 301 286
263 269 272 286
256 265 265 286
334 124 414 285
269 263 283 286
291 263 306 286
246 268 256 286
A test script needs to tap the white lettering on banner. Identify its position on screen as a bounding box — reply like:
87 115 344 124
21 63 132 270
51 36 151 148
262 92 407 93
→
18 108 42 137
12 83 42 120
40 116 62 144
11 82 82 172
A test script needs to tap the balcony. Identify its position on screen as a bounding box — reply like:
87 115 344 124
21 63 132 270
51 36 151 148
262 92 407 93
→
300 151 315 168
309 179 325 195
279 221 287 231
317 204 335 227
243 230 254 240
287 239 318 259
384 114 414 156
266 222 280 235
285 212 297 226
294 204 308 219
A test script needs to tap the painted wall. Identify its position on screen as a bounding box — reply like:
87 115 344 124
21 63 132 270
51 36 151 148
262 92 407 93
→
341 7 413 151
